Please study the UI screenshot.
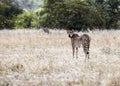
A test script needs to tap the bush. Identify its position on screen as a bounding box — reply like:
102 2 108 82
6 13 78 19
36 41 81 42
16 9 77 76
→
41 0 120 30
15 10 38 29
0 0 22 29
41 0 105 30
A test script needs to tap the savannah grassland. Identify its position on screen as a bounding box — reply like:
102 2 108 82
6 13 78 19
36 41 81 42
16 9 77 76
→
0 29 120 86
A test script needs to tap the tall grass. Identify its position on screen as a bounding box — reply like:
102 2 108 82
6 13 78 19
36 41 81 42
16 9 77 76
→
0 29 120 86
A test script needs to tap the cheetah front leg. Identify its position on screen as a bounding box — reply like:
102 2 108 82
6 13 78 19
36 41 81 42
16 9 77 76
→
76 47 78 58
72 46 75 58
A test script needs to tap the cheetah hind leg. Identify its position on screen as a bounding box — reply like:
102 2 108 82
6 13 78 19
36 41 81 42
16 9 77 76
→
87 52 89 59
84 52 89 62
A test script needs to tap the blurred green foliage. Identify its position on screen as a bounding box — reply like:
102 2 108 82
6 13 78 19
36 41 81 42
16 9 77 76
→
42 0 120 30
15 10 37 29
0 0 120 30
14 7 48 29
0 0 22 29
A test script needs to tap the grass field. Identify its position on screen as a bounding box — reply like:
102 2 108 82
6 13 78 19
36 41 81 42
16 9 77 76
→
0 29 120 86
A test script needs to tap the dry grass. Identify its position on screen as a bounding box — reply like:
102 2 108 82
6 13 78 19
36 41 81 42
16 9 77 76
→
0 29 120 86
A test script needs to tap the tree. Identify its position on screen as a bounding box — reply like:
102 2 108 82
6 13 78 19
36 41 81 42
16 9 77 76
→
0 2 10 28
86 0 120 29
42 0 64 28
15 10 37 28
42 0 105 30
0 0 22 29
105 0 120 29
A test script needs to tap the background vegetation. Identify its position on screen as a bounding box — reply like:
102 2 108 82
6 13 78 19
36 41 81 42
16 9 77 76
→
0 0 120 30
0 0 22 29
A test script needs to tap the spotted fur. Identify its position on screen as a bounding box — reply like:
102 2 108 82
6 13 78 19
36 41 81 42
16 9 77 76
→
67 30 91 61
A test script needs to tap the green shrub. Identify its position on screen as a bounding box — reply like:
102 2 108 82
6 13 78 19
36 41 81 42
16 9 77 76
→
0 1 22 29
15 10 38 29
